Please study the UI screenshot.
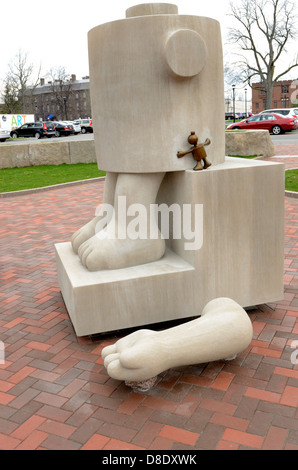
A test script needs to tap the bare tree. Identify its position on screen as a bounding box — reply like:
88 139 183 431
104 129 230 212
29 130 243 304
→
47 67 74 120
5 49 41 113
228 0 298 108
1 75 22 114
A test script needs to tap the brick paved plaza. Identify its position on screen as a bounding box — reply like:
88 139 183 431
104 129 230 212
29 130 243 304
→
0 152 297 450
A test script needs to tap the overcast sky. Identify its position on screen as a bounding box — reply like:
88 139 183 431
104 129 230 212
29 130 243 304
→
1 0 232 81
1 0 297 94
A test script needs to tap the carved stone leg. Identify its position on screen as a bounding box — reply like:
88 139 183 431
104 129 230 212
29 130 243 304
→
102 297 253 387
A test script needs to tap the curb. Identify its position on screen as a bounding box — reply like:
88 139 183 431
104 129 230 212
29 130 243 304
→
285 190 298 199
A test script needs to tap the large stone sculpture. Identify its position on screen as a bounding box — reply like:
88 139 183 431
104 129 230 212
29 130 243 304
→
102 297 253 389
71 2 224 272
55 3 284 338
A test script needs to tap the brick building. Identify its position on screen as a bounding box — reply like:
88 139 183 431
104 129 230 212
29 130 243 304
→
252 78 298 113
23 74 92 121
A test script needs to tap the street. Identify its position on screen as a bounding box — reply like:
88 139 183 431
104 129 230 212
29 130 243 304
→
270 128 298 145
1 133 94 145
1 128 298 147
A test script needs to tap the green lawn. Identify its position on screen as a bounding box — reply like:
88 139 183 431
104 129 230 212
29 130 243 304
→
0 163 297 193
0 163 106 193
285 169 298 192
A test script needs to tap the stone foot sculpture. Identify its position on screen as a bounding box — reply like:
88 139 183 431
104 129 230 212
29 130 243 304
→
102 298 253 388
72 172 166 271
71 172 118 253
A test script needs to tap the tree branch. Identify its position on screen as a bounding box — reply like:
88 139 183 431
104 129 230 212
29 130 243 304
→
228 0 298 106
274 63 298 82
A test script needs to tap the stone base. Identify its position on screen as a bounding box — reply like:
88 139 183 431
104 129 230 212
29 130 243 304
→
55 244 195 336
55 157 285 337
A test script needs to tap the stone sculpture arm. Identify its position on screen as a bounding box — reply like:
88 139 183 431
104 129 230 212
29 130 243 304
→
102 298 253 386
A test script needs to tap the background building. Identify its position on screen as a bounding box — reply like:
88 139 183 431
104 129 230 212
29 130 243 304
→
252 79 298 113
225 85 252 117
225 97 252 115
23 74 92 121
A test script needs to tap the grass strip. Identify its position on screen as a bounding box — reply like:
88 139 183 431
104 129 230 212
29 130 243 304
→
0 163 106 193
1 163 297 193
285 169 298 192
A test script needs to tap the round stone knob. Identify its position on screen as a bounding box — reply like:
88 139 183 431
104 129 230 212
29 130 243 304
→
165 29 207 78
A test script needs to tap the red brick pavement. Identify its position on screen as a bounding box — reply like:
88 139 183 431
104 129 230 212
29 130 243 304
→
274 144 298 157
263 140 298 169
1 169 298 450
261 155 298 170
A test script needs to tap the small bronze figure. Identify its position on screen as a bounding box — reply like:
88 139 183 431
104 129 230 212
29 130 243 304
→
177 131 211 171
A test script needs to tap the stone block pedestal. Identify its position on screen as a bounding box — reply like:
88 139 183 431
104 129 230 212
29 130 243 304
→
55 244 195 337
55 157 285 337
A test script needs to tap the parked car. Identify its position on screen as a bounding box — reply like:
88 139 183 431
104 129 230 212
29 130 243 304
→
225 112 235 120
52 122 75 137
73 118 93 134
10 122 55 139
65 121 81 135
0 129 10 142
260 108 298 121
225 112 251 120
226 113 297 135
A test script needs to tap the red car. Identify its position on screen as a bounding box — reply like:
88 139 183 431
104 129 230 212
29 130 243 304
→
227 113 297 135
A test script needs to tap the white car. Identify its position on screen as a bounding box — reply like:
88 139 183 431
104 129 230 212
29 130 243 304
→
73 118 93 134
260 108 298 122
0 129 10 142
65 121 81 135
